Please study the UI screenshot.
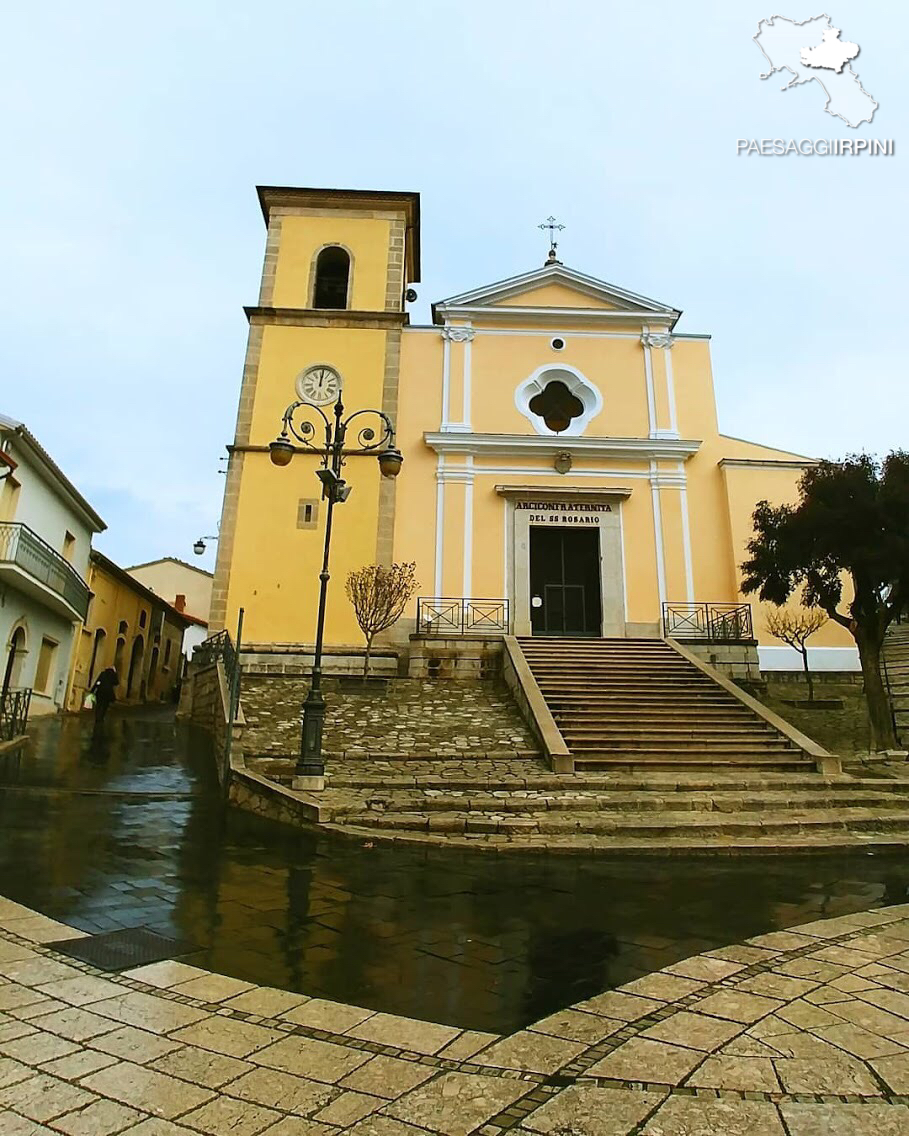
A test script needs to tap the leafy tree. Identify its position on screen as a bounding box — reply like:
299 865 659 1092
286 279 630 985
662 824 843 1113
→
741 452 909 750
345 562 419 680
764 606 828 701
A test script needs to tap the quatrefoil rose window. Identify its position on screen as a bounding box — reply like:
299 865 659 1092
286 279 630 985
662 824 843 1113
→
528 380 585 434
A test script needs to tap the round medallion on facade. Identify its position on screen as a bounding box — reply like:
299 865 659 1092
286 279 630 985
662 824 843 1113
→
296 364 342 407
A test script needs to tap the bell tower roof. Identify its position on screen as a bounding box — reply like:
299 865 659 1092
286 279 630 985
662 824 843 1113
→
256 186 421 282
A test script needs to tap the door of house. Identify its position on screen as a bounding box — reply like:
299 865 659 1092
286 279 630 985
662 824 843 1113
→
529 527 602 636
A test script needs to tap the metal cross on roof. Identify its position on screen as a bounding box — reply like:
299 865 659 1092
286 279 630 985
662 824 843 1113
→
538 216 565 264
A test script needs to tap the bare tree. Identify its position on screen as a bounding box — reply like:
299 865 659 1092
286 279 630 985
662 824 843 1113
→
345 562 419 680
765 606 828 701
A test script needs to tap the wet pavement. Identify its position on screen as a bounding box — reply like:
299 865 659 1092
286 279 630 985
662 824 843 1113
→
2 708 909 1034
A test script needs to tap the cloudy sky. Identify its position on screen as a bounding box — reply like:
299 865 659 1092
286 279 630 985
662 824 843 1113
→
2 2 905 569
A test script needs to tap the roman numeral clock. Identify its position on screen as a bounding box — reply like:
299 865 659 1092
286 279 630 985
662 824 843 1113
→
297 364 342 407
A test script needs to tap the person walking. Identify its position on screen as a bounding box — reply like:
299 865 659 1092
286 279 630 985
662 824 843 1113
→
91 667 118 728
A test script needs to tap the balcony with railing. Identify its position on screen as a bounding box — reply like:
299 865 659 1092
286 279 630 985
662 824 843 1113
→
662 602 754 642
0 523 91 620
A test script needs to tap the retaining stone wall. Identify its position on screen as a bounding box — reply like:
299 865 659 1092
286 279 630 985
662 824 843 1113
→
240 674 538 759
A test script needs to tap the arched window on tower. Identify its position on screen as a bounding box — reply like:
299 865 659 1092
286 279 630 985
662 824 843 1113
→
312 246 351 309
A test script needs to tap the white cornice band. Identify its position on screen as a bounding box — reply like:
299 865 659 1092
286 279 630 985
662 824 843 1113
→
424 432 701 462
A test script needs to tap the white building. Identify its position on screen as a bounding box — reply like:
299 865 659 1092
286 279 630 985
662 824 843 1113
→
0 414 105 717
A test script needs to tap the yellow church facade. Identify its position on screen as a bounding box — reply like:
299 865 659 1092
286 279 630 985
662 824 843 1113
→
211 186 855 671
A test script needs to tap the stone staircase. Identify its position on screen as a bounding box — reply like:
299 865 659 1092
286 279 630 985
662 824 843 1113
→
516 636 817 773
884 623 909 746
242 758 909 852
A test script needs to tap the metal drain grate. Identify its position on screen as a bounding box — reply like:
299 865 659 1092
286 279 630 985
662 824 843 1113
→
47 928 195 971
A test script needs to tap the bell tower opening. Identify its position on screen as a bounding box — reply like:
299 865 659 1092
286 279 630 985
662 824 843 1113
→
313 246 351 309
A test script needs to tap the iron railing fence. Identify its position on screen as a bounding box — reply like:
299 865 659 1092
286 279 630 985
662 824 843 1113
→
416 597 510 636
662 602 754 642
192 629 241 715
0 687 32 742
0 523 91 619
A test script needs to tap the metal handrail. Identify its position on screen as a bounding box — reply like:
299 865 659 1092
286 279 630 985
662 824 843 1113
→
0 523 91 619
192 629 240 715
416 597 510 636
663 602 754 642
0 687 32 741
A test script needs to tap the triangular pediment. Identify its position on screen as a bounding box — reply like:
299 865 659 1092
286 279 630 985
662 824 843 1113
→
433 263 680 324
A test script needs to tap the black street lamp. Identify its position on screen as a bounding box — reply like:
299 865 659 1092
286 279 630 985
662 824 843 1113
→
269 392 403 789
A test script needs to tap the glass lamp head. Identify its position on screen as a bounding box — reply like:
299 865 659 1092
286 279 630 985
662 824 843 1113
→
269 437 295 467
378 446 404 479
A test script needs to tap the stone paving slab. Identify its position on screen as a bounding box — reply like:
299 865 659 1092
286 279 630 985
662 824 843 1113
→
4 899 909 1132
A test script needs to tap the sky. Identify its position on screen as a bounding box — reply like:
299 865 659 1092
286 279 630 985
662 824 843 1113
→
2 2 906 570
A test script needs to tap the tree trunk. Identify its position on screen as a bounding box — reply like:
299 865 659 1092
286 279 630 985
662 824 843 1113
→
362 634 373 682
857 634 898 750
801 646 814 701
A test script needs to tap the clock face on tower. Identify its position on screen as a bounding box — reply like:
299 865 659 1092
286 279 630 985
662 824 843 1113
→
296 364 342 407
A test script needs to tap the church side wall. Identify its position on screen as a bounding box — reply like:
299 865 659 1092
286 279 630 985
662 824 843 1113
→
720 461 858 665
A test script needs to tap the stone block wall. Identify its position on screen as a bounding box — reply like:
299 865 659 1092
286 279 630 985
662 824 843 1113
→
407 636 504 680
239 674 537 759
240 644 401 678
677 640 762 683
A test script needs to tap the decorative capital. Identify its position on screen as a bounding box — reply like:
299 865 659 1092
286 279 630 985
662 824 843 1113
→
441 326 476 343
641 332 674 350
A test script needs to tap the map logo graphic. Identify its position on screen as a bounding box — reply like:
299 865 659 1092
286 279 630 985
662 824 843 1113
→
754 15 878 128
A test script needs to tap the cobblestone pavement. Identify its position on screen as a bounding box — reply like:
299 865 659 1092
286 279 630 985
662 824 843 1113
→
4 897 909 1133
240 677 538 758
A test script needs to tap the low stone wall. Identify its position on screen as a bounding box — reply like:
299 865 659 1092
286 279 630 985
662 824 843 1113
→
240 644 401 678
677 640 762 683
227 758 323 826
178 660 244 787
408 635 504 680
239 674 538 759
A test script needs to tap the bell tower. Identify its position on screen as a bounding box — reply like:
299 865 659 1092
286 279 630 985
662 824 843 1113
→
210 186 421 644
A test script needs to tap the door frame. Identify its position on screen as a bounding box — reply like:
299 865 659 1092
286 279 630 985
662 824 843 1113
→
500 487 629 638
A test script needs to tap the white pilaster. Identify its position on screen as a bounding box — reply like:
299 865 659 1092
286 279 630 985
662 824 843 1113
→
650 461 667 609
462 457 474 597
641 327 657 436
433 456 445 595
679 480 695 604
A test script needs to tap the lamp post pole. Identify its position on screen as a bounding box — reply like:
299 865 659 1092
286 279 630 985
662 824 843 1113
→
269 387 403 790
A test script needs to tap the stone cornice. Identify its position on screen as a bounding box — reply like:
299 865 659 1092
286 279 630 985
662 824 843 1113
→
719 457 817 470
435 304 674 328
495 484 633 500
424 432 701 462
244 307 408 329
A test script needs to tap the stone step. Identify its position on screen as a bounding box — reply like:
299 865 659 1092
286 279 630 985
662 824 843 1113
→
552 710 760 723
319 769 909 792
561 740 795 758
571 755 815 772
338 788 909 817
333 807 909 841
557 724 780 738
332 826 909 855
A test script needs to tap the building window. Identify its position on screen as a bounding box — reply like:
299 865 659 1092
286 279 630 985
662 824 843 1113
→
297 499 319 529
139 610 147 629
313 246 351 309
34 637 58 694
529 381 585 433
516 365 603 437
62 531 76 562
164 639 172 666
118 621 128 635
